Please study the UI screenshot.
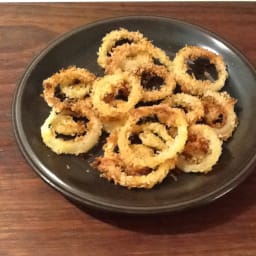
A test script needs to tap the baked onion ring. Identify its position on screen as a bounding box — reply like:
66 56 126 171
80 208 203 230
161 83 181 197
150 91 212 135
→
177 124 222 173
139 127 167 151
94 132 176 189
173 46 228 95
96 157 176 189
163 93 204 124
201 91 238 140
97 28 148 69
105 42 172 74
131 122 173 151
42 66 96 112
101 116 128 133
118 105 188 168
101 131 154 175
41 108 102 155
91 72 142 119
136 63 176 102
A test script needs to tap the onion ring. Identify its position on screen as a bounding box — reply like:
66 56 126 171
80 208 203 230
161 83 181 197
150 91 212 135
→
101 116 128 133
42 66 96 112
96 157 176 189
118 105 188 168
163 93 204 124
94 132 176 189
91 72 142 119
105 42 172 74
177 124 222 173
136 63 176 102
97 28 148 69
172 46 228 95
41 108 102 155
139 129 167 151
131 122 173 151
201 90 238 140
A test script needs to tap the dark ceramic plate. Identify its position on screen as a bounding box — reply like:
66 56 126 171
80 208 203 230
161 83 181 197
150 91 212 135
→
12 16 256 214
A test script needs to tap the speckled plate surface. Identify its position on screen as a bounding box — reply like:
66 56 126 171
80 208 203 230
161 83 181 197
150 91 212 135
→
12 16 256 214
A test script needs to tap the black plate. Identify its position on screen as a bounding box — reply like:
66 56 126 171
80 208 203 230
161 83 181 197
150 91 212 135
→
12 16 256 214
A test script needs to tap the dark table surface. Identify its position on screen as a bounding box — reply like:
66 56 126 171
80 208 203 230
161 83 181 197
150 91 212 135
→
1 3 256 256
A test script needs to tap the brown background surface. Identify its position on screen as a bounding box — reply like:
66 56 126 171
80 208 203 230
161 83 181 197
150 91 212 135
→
1 3 256 256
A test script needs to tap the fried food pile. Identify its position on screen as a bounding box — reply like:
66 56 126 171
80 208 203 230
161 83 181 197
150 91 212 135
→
41 28 238 189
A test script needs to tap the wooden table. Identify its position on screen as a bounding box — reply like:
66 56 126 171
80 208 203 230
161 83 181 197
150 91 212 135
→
1 3 256 256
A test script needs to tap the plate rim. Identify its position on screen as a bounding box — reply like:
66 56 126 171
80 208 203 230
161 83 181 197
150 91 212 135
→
12 15 256 214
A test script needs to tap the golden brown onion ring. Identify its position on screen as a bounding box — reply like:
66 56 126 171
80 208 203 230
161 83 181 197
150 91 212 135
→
97 28 148 69
96 157 176 189
136 63 176 102
105 42 172 74
42 66 96 112
139 129 167 151
41 108 102 155
118 105 188 168
201 91 238 141
96 131 151 176
94 132 176 189
177 124 222 173
101 116 128 134
163 93 204 124
131 122 173 151
173 46 228 95
91 72 142 119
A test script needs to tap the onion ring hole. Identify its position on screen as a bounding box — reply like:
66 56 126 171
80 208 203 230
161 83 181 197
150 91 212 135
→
186 57 218 81
141 71 164 91
107 38 133 57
